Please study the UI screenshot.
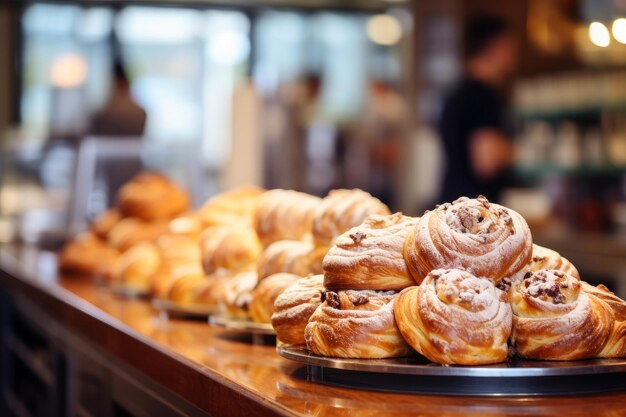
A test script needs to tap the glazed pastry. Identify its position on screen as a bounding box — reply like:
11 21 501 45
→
395 269 512 365
168 212 205 238
323 213 418 291
254 189 321 247
222 271 259 319
117 172 190 220
582 282 626 357
113 241 161 292
90 209 122 239
511 244 579 283
249 273 299 323
312 189 390 248
305 290 411 358
200 186 264 227
272 274 325 345
107 217 169 252
404 195 532 285
200 224 262 275
58 232 119 277
511 270 614 360
257 240 317 280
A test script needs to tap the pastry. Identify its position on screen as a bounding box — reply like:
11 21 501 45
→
193 276 229 309
249 273 299 323
90 209 122 239
511 244 579 283
113 241 161 292
254 189 321 246
583 282 626 357
257 240 317 280
58 232 119 278
222 271 258 319
305 290 411 358
403 195 532 285
156 234 201 268
107 217 169 252
168 212 205 238
150 264 201 299
395 269 512 365
272 274 325 345
312 189 390 248
200 224 262 275
117 172 190 220
200 186 264 227
323 213 418 291
167 272 209 306
511 269 614 360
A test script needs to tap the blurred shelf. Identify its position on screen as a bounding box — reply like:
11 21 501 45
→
514 163 626 181
515 103 626 122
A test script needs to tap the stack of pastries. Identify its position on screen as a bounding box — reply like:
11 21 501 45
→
271 195 626 365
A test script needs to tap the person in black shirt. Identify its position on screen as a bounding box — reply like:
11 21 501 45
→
439 15 517 203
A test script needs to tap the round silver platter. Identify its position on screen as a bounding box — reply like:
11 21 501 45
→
209 315 276 335
277 345 626 396
151 299 217 319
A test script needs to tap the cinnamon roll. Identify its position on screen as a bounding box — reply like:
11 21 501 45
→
305 290 411 358
200 224 262 275
257 240 317 280
271 274 324 345
249 273 299 323
395 269 512 365
404 195 532 284
117 172 190 221
511 244 579 283
511 270 614 360
312 189 390 248
323 213 418 291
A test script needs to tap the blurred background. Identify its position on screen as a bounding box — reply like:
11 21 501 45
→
3 0 626 292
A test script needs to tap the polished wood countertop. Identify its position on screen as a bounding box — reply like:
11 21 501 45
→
2 245 626 417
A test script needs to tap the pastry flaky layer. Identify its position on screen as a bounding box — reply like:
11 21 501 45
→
511 270 626 360
511 244 580 283
323 213 419 291
271 274 325 345
312 189 391 248
249 273 300 323
257 240 319 280
200 224 262 275
394 269 512 365
305 290 411 359
117 172 190 221
404 195 532 285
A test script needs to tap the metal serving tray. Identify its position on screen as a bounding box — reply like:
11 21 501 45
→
151 298 218 319
209 315 276 345
277 345 626 396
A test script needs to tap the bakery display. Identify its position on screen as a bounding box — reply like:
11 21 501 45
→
257 240 318 280
222 271 259 319
305 290 411 358
200 224 262 275
322 213 418 291
200 186 264 227
112 241 161 293
117 172 190 221
248 273 299 323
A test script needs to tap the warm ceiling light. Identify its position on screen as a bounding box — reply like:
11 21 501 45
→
366 14 402 46
612 18 626 44
589 21 611 47
50 53 88 88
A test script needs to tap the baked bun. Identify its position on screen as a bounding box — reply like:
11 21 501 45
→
254 189 321 247
107 217 169 252
193 276 229 309
167 272 209 306
222 271 258 319
168 212 205 238
305 290 411 358
91 209 122 239
117 173 190 220
200 186 264 227
113 241 161 292
151 264 201 299
249 273 299 323
583 282 626 357
272 274 325 345
58 232 119 277
323 213 418 291
257 240 317 280
511 270 613 360
404 195 532 285
395 269 512 365
200 224 262 275
312 189 390 248
511 244 579 283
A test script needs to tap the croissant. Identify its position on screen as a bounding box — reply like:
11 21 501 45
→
395 269 512 365
168 212 205 238
254 189 321 247
151 264 202 299
249 273 299 323
312 189 390 248
271 274 324 345
222 271 258 319
113 241 162 292
58 232 119 278
582 282 626 358
156 234 202 269
511 269 614 360
117 173 190 221
199 186 264 227
91 209 122 239
257 240 317 280
107 217 170 252
193 277 230 309
323 213 418 291
200 224 262 275
305 290 411 358
167 272 210 306
404 195 532 285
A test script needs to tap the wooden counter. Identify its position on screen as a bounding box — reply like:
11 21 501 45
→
2 245 626 417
